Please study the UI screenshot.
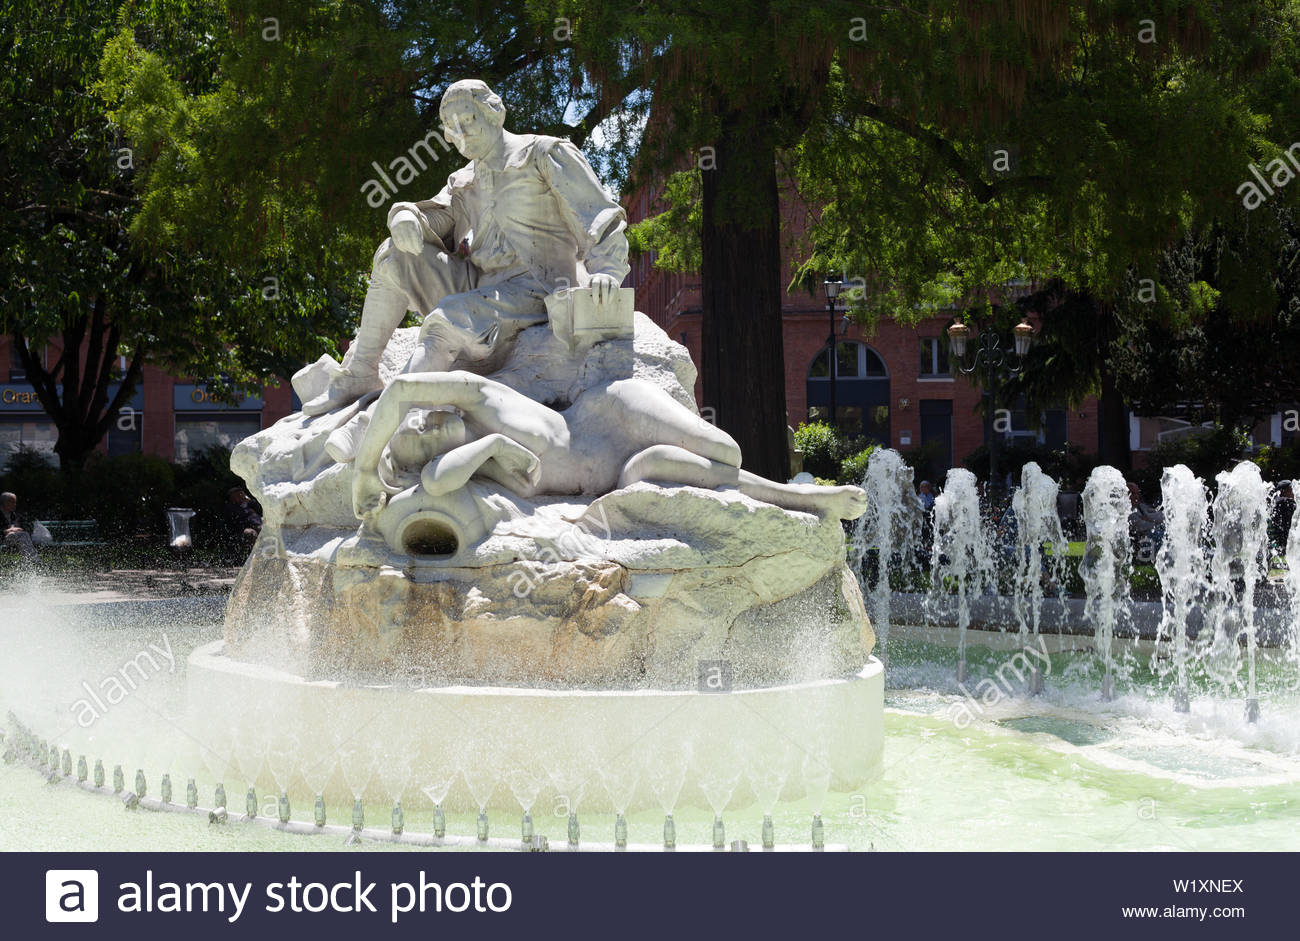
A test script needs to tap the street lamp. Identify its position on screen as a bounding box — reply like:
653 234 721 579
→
946 314 1036 489
824 279 844 428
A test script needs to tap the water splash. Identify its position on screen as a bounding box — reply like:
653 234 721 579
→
1154 465 1209 709
928 468 996 679
851 449 922 664
1010 461 1068 641
1080 466 1132 700
1206 462 1271 715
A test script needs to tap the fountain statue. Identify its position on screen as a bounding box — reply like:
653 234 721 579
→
191 79 883 815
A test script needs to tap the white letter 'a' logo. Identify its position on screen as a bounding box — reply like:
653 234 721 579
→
45 870 99 922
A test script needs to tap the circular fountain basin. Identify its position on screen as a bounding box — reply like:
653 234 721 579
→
186 641 884 813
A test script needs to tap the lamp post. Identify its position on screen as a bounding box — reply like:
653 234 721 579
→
946 314 1036 490
824 280 843 428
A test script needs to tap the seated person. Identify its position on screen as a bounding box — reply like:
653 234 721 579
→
221 487 262 551
1127 480 1163 564
1 491 38 564
350 371 868 523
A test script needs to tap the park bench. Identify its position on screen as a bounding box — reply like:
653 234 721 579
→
38 519 105 549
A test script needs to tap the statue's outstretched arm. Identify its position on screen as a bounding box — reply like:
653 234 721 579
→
420 434 541 497
352 371 563 517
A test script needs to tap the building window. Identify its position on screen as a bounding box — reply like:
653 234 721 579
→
999 395 1068 449
174 415 261 463
809 342 888 379
807 342 891 444
919 336 949 377
0 419 59 469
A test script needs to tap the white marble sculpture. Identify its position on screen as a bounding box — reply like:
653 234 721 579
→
302 78 630 416
227 79 874 689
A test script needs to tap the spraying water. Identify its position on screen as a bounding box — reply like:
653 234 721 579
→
1079 467 1132 700
1154 465 1210 711
1010 462 1068 640
1207 461 1271 720
928 468 996 681
851 449 922 665
1286 503 1300 676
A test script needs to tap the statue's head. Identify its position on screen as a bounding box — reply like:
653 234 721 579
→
389 409 468 471
440 80 507 160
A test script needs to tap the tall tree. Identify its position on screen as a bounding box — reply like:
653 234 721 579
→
792 1 1300 469
0 0 351 468
1110 203 1300 433
551 1 845 480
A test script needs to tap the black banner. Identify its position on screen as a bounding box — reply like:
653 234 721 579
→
5 851 1287 937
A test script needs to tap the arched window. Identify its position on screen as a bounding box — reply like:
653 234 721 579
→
806 342 891 445
808 342 888 379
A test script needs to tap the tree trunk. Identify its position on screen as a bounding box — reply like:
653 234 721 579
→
1096 361 1131 473
13 295 146 472
700 110 789 482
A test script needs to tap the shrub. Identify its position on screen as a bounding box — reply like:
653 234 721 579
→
793 422 841 479
963 441 1097 491
75 453 177 537
839 446 878 486
793 421 875 484
1252 441 1300 483
0 446 64 520
0 446 246 548
1131 425 1251 495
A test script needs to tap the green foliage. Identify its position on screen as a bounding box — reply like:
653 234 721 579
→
792 422 841 479
838 446 878 487
794 2 1299 327
792 421 872 483
1252 442 1300 483
0 448 65 521
1130 426 1253 496
79 452 176 537
1110 203 1300 432
0 446 244 547
627 171 702 273
0 0 356 465
964 441 1097 492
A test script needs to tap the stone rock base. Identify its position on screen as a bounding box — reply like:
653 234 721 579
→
224 550 873 690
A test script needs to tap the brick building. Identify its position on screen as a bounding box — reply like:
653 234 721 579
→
622 183 1102 482
0 337 294 467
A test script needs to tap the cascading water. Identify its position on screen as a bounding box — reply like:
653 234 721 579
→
1288 506 1300 669
928 468 995 681
1207 462 1272 721
1154 465 1210 712
851 449 922 665
1010 461 1068 694
1079 467 1132 701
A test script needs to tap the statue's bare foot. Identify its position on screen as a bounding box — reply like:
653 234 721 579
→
302 369 382 416
822 485 868 520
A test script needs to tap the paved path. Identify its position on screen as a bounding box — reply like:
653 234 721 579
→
0 566 240 605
